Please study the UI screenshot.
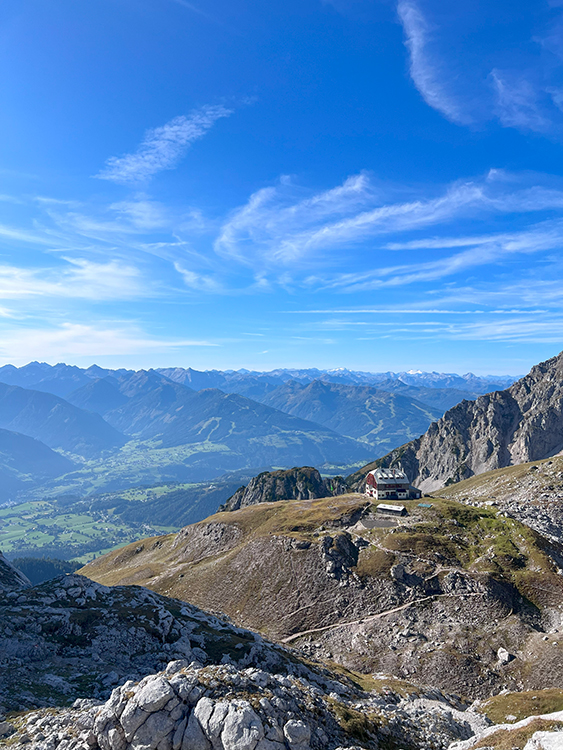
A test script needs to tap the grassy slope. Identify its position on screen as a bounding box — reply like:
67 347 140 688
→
80 493 370 618
481 688 563 724
79 488 563 700
81 492 563 628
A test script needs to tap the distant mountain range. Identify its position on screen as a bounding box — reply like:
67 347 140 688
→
0 382 125 458
254 380 441 453
0 361 516 396
0 360 518 505
156 365 516 394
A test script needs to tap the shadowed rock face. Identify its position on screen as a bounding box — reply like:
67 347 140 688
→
349 351 563 493
221 467 347 512
0 551 31 593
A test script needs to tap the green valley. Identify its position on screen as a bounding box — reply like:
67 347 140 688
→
0 498 175 563
0 474 243 562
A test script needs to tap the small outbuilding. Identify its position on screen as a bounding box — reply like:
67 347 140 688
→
365 468 421 501
376 503 407 516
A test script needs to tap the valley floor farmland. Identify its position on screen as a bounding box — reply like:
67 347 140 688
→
0 498 175 563
0 476 242 562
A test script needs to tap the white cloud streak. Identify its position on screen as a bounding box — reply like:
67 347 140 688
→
435 315 563 344
283 308 546 315
95 105 233 184
397 0 469 124
308 222 563 292
168 0 209 18
0 258 144 301
394 2 563 136
173 262 224 293
215 172 563 269
0 323 217 364
0 223 56 245
491 70 551 134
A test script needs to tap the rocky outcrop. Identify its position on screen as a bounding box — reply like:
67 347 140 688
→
4 661 491 750
436 455 563 544
221 467 347 512
349 351 563 493
448 710 563 749
0 573 301 713
0 550 31 593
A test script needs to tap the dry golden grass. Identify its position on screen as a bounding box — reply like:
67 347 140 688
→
80 494 368 582
481 688 563 724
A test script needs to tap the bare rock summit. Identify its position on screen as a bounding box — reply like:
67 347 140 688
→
221 467 346 511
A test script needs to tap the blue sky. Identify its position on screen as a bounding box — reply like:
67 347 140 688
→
1 0 563 374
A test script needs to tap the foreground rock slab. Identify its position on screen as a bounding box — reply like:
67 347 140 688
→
4 661 491 750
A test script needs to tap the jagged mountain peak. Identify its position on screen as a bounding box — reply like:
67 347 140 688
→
220 466 347 511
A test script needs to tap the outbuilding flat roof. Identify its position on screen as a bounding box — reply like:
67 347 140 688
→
376 503 407 513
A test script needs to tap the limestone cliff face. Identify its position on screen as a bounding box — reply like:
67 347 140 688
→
221 467 346 511
350 351 563 493
0 551 31 593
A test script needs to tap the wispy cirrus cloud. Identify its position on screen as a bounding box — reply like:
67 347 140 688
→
283 306 563 345
306 221 563 292
432 314 563 344
396 1 563 136
0 322 217 365
0 223 56 246
168 0 209 18
491 70 551 133
215 171 563 269
173 262 224 293
4 168 563 344
397 0 469 124
95 105 233 185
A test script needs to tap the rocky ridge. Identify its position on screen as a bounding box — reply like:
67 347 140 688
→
436 455 563 545
348 350 563 493
0 573 294 713
1 661 493 750
221 467 347 512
